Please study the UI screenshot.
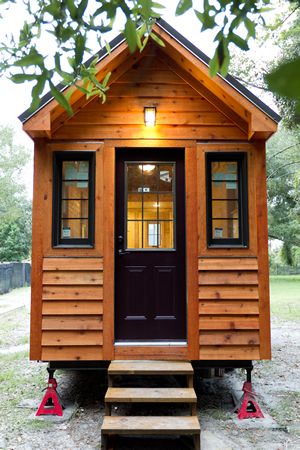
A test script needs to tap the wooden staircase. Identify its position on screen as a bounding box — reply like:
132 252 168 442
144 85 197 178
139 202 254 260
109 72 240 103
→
101 360 200 449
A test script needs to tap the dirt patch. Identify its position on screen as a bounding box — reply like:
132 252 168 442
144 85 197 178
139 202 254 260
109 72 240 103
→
0 290 300 449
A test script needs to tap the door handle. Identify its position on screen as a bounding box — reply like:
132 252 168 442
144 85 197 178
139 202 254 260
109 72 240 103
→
118 249 130 255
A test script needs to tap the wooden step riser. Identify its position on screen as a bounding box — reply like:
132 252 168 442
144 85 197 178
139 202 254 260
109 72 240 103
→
101 416 200 434
105 387 197 403
108 360 194 376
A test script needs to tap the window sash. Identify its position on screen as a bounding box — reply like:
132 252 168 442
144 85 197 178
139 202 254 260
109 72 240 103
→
52 152 95 247
206 153 248 247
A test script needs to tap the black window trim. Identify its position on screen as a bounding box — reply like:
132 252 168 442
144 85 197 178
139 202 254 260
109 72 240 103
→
206 152 249 248
52 151 95 247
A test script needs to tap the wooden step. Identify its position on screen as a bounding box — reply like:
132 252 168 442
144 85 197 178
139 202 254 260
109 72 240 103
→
105 387 197 403
108 360 193 376
101 416 200 435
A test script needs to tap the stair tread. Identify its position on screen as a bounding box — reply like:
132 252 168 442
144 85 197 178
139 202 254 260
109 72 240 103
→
102 416 200 434
108 360 193 375
105 387 197 403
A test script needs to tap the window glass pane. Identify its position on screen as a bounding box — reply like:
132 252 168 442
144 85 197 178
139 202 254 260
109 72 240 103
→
212 219 239 239
127 164 143 192
144 193 158 220
127 221 143 248
127 193 142 220
158 193 173 220
62 161 89 180
212 181 238 200
147 223 160 247
212 200 239 219
142 164 158 191
159 165 173 191
143 220 174 249
61 199 88 219
211 161 237 181
61 219 88 239
62 181 88 199
125 162 175 250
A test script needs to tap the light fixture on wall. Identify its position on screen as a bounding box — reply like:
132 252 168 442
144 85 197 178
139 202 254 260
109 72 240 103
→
144 106 156 127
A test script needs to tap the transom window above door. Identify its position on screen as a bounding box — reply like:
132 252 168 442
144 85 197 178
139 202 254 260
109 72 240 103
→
125 162 176 249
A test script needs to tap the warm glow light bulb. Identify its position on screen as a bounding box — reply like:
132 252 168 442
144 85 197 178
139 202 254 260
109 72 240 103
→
144 107 156 127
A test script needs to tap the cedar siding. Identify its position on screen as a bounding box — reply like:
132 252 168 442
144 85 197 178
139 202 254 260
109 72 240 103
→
24 21 277 362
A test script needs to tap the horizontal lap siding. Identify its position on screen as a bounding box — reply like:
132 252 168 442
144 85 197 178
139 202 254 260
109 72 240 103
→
199 258 260 360
53 53 245 140
41 257 103 361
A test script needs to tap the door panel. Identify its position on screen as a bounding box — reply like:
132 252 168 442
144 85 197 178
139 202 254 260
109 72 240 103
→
115 148 186 342
153 266 176 320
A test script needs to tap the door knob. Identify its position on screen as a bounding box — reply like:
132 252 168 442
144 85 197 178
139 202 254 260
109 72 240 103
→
118 249 130 255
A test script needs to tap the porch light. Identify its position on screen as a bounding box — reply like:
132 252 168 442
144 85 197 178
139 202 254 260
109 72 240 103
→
144 106 156 127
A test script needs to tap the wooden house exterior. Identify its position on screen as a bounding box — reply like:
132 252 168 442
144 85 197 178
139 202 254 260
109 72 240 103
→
20 20 279 365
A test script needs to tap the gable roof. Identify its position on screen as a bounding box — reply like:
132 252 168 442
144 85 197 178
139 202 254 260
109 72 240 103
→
157 20 280 124
19 19 280 139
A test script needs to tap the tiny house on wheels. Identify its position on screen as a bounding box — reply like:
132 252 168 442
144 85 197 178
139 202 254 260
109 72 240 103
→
20 20 279 371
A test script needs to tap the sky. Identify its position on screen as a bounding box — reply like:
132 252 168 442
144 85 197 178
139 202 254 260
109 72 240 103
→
0 1 282 198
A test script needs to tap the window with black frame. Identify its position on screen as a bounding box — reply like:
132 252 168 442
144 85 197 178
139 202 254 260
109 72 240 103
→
206 152 248 247
53 152 95 246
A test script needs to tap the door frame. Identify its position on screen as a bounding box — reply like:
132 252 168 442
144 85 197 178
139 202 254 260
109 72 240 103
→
115 147 187 343
102 140 199 360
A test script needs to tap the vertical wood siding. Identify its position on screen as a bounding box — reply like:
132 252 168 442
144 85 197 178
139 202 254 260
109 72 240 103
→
41 257 104 360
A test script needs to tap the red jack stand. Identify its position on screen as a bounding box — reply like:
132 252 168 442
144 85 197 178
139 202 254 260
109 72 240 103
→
36 377 63 416
237 381 264 419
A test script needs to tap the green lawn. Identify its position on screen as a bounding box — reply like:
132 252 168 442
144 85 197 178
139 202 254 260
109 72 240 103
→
270 275 300 321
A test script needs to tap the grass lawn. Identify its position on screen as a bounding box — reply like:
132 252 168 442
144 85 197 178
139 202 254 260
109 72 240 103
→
270 275 300 321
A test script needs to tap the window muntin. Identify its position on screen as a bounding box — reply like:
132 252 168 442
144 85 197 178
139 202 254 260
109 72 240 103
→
53 153 95 246
206 153 248 247
125 162 175 250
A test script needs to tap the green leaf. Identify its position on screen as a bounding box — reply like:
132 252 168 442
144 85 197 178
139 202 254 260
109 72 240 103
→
101 71 111 88
66 0 77 20
266 57 300 113
150 32 165 47
219 42 230 76
75 33 85 66
49 81 73 116
10 73 36 83
194 9 215 31
244 17 256 38
152 2 165 9
176 0 192 16
229 32 249 51
124 18 137 53
14 51 43 67
105 41 111 54
77 0 88 19
30 74 47 111
209 51 219 77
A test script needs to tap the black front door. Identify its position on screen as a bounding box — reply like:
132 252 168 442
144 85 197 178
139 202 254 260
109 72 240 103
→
115 148 186 342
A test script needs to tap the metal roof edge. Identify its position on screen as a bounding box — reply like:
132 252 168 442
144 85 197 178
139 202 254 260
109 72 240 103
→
156 18 281 124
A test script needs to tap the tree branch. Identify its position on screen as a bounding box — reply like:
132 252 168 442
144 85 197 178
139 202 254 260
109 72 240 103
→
230 75 269 91
267 160 300 180
274 4 300 29
267 142 300 161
